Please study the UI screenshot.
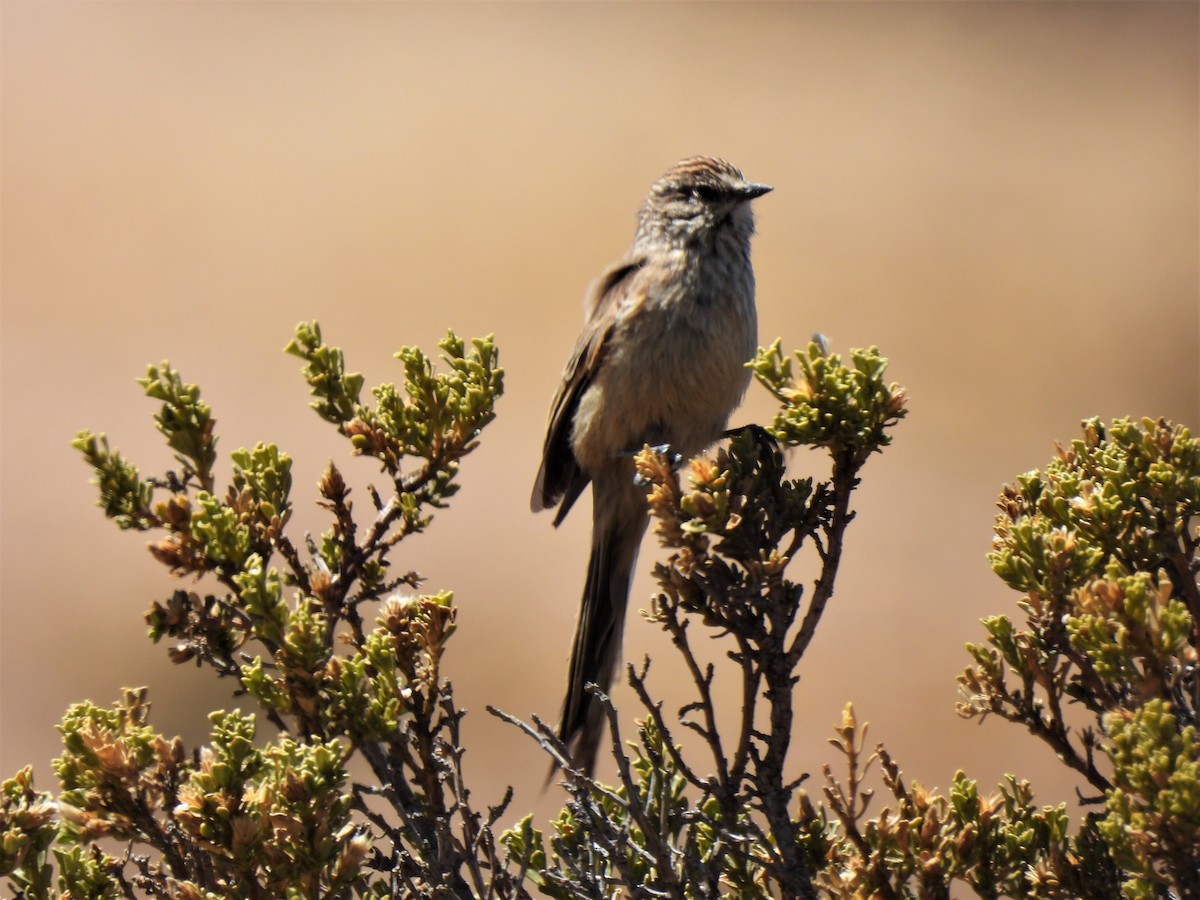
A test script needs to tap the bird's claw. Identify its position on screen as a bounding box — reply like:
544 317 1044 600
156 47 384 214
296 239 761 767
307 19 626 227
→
723 424 784 469
630 443 683 486
648 443 682 467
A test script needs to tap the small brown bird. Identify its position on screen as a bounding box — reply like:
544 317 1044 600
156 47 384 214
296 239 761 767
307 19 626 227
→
532 157 771 775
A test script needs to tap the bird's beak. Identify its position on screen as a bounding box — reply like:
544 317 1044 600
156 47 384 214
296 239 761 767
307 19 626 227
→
739 182 773 200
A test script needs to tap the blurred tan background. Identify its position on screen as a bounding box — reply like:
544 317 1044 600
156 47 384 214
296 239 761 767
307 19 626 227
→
3 2 1197 837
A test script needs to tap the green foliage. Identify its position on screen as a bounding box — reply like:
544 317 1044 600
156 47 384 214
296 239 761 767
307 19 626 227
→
12 323 1199 899
505 341 908 898
171 711 364 895
40 689 369 897
0 767 58 897
230 442 293 529
1069 565 1193 690
9 323 518 897
990 418 1199 590
188 489 253 568
1102 699 1200 896
284 320 366 426
750 339 907 464
53 844 125 899
816 705 1119 899
53 689 179 842
137 361 218 491
958 416 1200 897
1 762 137 899
287 321 503 487
509 385 1197 896
70 432 155 530
504 720 770 899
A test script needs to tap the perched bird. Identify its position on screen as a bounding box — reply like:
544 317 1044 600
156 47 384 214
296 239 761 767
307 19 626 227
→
532 156 771 775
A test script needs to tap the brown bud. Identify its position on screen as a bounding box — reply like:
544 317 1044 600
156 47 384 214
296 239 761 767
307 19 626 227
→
310 568 333 601
956 823 977 858
155 493 193 530
319 461 347 501
168 643 197 664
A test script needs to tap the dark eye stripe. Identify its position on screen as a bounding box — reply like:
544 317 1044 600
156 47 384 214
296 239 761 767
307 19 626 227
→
657 184 721 203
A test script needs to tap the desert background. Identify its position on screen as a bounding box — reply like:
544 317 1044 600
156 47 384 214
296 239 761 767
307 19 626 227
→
3 2 1197 842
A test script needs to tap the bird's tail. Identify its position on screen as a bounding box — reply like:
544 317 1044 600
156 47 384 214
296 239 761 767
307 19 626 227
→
556 478 648 777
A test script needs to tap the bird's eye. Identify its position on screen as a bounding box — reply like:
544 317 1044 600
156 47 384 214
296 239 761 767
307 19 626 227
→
693 185 719 203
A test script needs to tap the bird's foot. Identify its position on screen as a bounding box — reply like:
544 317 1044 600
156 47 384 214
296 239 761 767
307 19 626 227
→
723 424 784 468
629 443 683 486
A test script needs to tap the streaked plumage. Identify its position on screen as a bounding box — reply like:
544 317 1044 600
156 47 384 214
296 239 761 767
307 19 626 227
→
533 157 770 775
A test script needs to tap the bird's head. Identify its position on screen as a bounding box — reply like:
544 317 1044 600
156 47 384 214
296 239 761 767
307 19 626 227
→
635 156 772 249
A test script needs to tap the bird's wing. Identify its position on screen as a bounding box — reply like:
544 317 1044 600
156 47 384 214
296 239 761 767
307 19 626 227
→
531 254 646 523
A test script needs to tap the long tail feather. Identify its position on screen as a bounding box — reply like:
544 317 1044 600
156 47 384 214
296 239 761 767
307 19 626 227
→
556 477 647 777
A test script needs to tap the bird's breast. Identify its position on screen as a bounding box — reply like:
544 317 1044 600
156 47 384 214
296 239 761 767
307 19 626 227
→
570 252 757 471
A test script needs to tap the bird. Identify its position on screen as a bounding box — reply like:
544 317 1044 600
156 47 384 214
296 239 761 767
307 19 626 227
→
531 156 771 776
